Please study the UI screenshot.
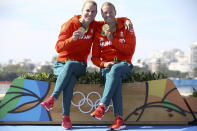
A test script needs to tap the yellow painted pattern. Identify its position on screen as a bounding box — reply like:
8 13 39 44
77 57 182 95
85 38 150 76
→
148 79 167 98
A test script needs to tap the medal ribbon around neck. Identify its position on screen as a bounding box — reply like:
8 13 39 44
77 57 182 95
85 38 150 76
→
79 18 89 33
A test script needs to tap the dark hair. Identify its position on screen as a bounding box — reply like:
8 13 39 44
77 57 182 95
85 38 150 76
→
101 2 116 13
82 0 97 11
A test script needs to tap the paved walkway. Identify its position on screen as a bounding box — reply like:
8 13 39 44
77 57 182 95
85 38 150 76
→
1 125 197 131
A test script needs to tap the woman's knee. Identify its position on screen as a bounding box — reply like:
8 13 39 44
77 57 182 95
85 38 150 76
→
111 64 124 74
107 67 121 78
65 61 76 67
63 61 80 70
66 61 87 77
109 62 131 78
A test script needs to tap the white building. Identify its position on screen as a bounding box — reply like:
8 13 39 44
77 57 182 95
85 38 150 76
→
132 59 147 68
149 48 190 73
150 58 162 73
32 61 52 72
190 42 197 70
168 52 190 73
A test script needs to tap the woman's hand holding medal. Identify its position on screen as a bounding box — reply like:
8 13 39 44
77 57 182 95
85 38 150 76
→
102 24 114 41
73 27 86 41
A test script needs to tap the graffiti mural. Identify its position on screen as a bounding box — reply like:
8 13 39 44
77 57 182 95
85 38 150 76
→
124 79 197 122
0 78 197 124
0 78 50 121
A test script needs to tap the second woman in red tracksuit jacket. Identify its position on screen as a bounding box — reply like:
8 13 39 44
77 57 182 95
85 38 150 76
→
90 2 136 130
41 0 132 130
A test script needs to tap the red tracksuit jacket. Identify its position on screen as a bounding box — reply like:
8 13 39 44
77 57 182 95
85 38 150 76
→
55 15 130 63
91 21 136 68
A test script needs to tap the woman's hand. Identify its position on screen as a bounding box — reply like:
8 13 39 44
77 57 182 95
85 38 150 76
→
105 30 114 41
124 20 134 33
103 61 116 68
72 29 84 41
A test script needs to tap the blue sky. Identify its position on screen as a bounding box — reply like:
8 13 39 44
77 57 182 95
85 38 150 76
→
0 0 197 63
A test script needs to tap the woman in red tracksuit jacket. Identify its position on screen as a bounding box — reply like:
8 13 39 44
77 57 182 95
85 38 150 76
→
90 2 136 130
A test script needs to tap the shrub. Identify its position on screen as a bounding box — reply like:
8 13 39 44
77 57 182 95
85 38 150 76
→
19 71 167 84
192 88 197 97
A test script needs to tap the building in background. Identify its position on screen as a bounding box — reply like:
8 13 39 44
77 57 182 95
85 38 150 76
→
149 49 190 73
189 42 197 77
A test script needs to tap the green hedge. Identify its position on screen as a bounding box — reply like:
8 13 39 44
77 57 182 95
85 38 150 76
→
192 88 197 97
19 71 167 84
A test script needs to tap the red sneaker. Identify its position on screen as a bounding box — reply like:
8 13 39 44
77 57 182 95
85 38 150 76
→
41 96 54 111
62 115 72 129
90 105 105 120
109 116 126 130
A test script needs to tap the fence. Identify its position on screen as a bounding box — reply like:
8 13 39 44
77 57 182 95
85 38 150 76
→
0 81 12 94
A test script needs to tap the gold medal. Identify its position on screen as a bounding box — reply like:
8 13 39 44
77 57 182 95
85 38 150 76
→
102 24 110 32
101 24 110 36
78 27 86 35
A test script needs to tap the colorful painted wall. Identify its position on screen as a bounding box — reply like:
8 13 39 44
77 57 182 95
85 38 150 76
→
0 78 50 121
0 78 197 124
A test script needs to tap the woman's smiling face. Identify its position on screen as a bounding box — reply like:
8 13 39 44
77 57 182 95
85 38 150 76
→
101 5 116 23
81 3 97 24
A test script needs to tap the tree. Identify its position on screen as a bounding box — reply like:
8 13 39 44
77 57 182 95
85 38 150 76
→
133 65 150 73
0 64 32 81
0 64 2 72
193 67 197 77
157 63 168 74
0 72 18 81
192 88 197 97
166 70 188 78
2 64 29 73
0 65 26 81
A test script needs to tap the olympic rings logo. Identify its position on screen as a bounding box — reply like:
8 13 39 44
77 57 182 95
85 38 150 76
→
71 91 112 114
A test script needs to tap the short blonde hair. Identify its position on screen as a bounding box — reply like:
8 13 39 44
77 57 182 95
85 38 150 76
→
101 2 116 13
82 0 97 11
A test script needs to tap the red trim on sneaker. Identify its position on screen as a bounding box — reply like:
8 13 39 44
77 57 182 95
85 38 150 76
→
90 105 105 120
109 115 126 130
41 96 54 111
62 115 72 129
